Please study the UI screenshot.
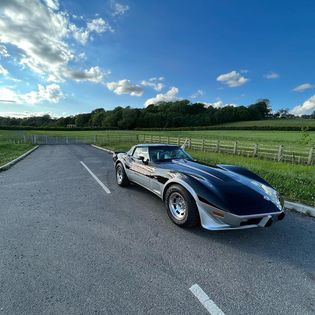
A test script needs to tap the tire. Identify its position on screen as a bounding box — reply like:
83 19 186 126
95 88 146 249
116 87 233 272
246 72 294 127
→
116 163 130 187
164 184 199 228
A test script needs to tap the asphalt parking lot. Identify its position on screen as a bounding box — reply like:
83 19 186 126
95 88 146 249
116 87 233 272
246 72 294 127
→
0 145 314 315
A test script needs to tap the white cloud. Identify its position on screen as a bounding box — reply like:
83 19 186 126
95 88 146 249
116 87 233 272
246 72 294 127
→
23 84 64 104
0 111 59 118
64 66 105 83
43 0 59 10
203 99 237 109
0 0 72 79
0 65 8 76
77 52 87 61
112 2 129 16
107 79 143 96
144 87 179 107
293 83 314 92
149 77 164 82
0 45 9 57
190 89 204 99
290 95 315 116
70 18 113 45
0 0 107 82
141 76 164 91
141 80 164 91
0 87 18 103
217 70 249 87
0 84 63 105
264 72 280 79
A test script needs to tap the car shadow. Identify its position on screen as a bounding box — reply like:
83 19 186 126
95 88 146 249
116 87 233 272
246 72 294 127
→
123 182 315 276
186 212 315 275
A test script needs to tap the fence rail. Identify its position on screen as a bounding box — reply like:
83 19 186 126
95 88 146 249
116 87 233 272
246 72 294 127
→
0 134 313 165
138 135 314 165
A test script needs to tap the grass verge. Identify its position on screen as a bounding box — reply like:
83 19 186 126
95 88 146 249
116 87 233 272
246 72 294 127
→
0 143 34 168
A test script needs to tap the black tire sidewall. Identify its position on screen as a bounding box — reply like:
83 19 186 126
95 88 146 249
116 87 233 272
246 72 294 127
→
116 163 129 186
165 184 199 227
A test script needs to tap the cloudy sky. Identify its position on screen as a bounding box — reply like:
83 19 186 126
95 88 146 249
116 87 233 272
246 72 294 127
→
0 0 315 117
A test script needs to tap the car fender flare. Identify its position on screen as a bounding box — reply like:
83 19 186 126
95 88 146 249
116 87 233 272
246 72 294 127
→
162 179 199 203
115 159 128 173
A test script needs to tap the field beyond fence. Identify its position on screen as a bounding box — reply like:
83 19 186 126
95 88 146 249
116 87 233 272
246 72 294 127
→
3 133 314 166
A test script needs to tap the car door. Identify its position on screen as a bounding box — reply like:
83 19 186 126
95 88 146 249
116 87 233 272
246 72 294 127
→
148 147 171 197
129 147 151 188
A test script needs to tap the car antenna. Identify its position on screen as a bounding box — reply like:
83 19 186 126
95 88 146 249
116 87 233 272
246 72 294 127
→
181 137 189 150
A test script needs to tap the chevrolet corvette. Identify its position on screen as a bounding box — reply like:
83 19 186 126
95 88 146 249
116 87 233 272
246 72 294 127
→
113 144 285 230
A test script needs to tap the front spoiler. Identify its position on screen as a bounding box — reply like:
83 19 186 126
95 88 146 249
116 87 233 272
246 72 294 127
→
197 200 285 231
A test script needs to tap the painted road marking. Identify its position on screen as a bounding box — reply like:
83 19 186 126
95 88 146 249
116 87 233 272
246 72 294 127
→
189 284 225 315
80 161 111 194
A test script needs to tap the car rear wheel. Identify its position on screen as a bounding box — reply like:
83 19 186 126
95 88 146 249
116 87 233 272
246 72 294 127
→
116 163 130 187
165 184 199 227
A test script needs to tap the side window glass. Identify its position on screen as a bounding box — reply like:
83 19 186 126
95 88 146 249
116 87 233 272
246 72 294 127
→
133 147 149 160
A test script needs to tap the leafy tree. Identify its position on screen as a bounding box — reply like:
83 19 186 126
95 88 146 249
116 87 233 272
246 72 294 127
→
75 113 91 127
0 98 297 129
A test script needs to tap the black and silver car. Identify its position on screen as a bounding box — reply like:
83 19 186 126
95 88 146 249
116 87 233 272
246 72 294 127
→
113 144 285 230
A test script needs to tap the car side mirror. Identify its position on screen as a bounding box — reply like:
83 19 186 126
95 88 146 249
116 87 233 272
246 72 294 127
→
139 155 149 165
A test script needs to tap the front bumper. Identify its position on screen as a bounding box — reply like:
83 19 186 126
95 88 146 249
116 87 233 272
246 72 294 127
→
197 200 285 231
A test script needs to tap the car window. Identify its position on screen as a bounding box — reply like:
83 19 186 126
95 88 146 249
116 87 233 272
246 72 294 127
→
133 147 149 160
149 146 192 162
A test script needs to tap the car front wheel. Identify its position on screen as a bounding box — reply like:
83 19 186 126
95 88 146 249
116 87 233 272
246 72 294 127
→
116 163 130 187
165 184 199 228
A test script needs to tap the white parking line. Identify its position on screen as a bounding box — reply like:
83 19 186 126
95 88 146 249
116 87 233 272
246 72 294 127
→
80 161 111 194
189 284 225 315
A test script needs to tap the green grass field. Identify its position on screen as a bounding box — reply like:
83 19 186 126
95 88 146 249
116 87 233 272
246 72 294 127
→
0 143 34 168
1 128 314 148
211 118 315 128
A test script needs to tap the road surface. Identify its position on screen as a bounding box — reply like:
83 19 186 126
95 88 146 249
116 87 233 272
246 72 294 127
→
0 145 314 314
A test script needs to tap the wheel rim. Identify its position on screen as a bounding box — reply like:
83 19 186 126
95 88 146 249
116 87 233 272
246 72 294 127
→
116 166 123 184
168 192 187 221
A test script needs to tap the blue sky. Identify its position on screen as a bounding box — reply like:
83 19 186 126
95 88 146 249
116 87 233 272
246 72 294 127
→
0 0 315 117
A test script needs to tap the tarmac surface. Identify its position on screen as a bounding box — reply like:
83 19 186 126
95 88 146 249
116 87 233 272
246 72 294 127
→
0 145 314 314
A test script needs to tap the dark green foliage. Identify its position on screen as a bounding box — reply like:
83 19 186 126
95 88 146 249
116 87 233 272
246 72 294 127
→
0 99 289 130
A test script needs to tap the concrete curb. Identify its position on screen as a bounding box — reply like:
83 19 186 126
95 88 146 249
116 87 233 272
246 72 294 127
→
0 145 39 172
91 144 315 218
91 144 114 154
284 201 315 218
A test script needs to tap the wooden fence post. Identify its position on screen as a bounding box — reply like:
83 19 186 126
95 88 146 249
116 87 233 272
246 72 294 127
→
177 137 180 146
201 139 205 151
253 143 258 157
216 140 220 153
277 145 283 162
167 136 170 144
233 141 238 154
307 147 313 165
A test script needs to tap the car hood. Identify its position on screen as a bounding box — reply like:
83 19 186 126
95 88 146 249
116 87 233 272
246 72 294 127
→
159 159 282 215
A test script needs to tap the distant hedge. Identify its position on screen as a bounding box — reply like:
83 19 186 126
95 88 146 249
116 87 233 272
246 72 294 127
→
135 125 315 131
0 126 118 131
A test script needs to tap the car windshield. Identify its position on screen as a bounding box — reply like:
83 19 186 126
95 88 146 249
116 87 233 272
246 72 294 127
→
149 146 192 162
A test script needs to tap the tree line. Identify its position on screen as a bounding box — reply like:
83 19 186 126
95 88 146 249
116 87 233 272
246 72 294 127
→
0 99 311 130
